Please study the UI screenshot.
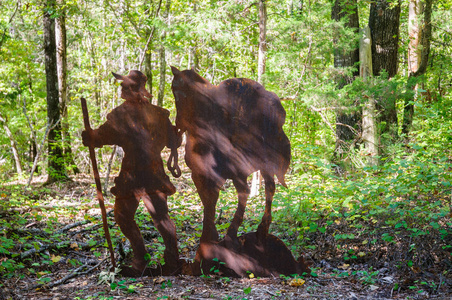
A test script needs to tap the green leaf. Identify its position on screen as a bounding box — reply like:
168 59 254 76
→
243 287 251 294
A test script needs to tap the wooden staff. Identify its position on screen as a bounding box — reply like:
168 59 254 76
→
80 97 116 269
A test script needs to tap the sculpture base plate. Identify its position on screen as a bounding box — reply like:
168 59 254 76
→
188 231 311 278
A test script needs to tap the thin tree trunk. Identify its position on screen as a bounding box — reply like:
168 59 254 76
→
250 0 267 197
0 113 23 175
257 0 267 85
24 74 40 173
104 145 117 195
44 0 67 183
360 26 378 166
157 45 166 107
142 0 163 102
157 0 171 107
188 2 199 74
144 46 153 98
56 0 79 174
402 0 432 135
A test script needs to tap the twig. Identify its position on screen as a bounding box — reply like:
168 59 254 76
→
48 258 107 288
27 118 61 186
103 145 117 195
56 220 90 234
0 0 20 50
138 26 156 70
335 122 359 136
310 106 350 112
311 105 338 139
28 258 107 290
69 223 104 237
22 95 38 146
18 239 104 261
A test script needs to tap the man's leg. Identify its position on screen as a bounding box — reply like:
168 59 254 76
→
115 195 148 272
142 191 180 274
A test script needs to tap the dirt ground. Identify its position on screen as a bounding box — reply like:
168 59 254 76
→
1 175 451 300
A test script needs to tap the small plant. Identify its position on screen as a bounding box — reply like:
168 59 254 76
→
210 257 226 275
160 279 172 289
352 268 379 285
98 268 141 294
98 267 121 285
111 278 142 294
220 276 231 284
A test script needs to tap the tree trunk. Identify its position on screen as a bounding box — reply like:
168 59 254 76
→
250 0 267 197
332 0 359 82
402 0 432 135
369 0 401 140
0 113 23 175
144 48 153 98
360 26 378 166
257 0 267 85
157 0 171 107
157 45 166 107
44 0 67 183
331 0 360 160
24 75 40 173
56 0 79 174
188 3 199 72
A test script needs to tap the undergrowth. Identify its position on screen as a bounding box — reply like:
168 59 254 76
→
0 144 451 295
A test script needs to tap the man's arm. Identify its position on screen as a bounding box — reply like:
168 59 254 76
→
82 113 120 148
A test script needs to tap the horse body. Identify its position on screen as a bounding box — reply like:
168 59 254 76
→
171 67 290 244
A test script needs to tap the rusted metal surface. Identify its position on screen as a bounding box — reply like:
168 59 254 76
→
82 70 182 277
171 67 310 277
193 232 311 278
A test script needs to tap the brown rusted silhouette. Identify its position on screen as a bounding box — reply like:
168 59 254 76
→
171 67 310 277
194 232 310 277
82 70 182 277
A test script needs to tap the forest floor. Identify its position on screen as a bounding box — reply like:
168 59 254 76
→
0 173 451 300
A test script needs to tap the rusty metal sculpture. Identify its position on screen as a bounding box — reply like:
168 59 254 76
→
82 70 182 277
170 67 310 277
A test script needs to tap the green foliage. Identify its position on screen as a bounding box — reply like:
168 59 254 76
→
0 0 451 296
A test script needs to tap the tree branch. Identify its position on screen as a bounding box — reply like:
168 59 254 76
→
27 118 61 186
28 258 107 290
0 0 20 50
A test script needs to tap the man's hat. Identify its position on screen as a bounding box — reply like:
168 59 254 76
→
112 70 147 91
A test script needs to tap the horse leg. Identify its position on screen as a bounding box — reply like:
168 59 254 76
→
257 173 275 240
114 195 147 271
142 191 180 274
192 173 221 243
225 175 249 242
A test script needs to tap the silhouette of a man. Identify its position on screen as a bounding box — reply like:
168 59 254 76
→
82 70 181 276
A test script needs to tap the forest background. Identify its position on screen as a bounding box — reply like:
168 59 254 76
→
0 0 451 299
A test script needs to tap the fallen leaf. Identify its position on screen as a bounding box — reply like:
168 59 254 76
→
381 276 394 284
51 255 62 263
288 278 305 287
154 277 165 285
